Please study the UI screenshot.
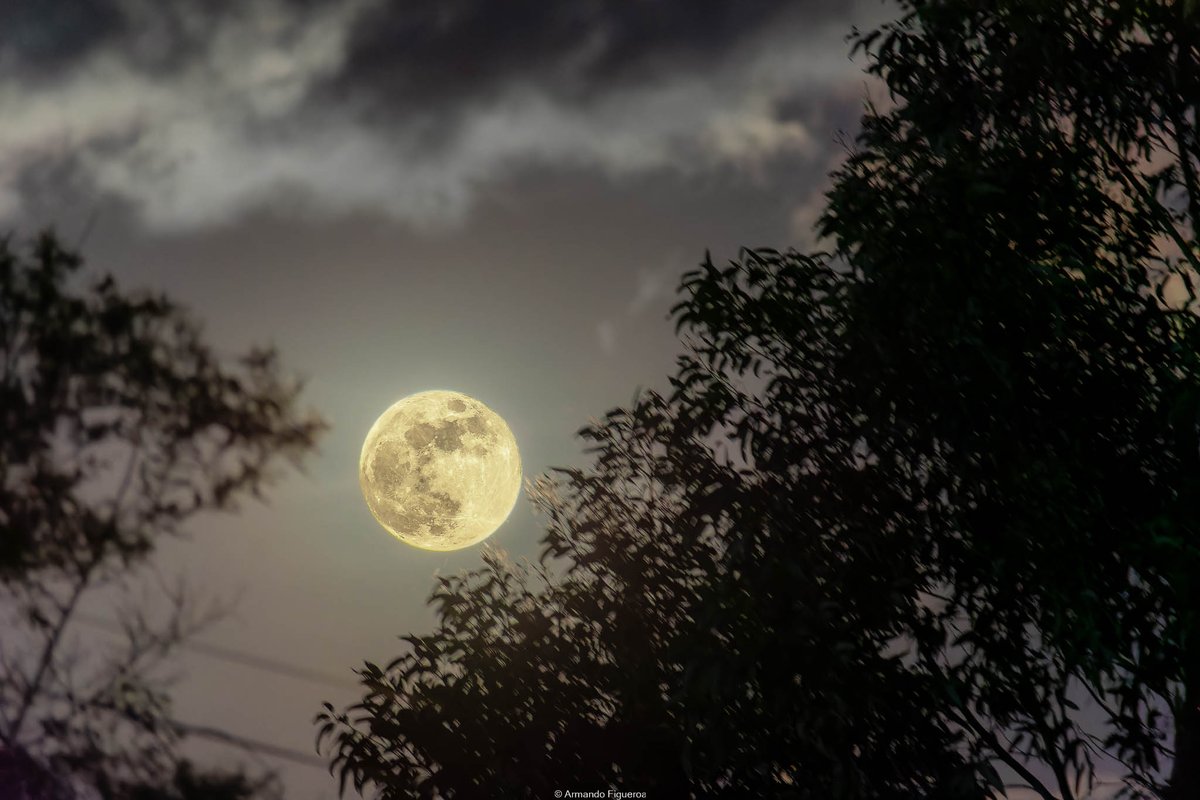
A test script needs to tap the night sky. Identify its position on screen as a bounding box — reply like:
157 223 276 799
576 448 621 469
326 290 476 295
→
1 1 890 795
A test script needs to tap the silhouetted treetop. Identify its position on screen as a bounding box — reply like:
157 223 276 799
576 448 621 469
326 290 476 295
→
321 1 1200 798
1 230 325 796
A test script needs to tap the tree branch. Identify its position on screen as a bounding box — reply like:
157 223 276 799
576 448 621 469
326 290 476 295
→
1170 103 1200 231
1099 137 1200 276
953 701 1059 800
6 560 94 744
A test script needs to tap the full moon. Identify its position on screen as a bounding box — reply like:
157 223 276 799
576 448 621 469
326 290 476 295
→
359 391 522 551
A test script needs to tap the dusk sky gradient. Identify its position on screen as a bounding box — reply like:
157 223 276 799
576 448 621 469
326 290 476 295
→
0 2 904 795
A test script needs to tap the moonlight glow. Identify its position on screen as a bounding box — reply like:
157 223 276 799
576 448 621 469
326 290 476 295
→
358 391 522 551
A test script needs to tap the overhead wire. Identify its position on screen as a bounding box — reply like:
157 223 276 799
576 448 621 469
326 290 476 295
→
73 611 360 690
65 611 364 772
166 717 328 770
68 694 330 771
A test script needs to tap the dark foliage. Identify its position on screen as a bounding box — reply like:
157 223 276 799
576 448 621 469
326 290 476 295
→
0 231 325 795
320 1 1200 798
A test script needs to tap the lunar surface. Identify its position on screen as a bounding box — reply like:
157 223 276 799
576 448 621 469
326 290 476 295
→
359 391 521 551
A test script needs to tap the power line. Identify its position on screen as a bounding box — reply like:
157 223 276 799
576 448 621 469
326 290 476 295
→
4 608 352 775
73 611 360 690
74 694 330 771
168 717 328 770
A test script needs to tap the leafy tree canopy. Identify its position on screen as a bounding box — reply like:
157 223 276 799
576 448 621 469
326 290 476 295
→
320 1 1200 798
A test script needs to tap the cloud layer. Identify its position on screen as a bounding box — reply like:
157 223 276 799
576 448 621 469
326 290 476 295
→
0 0 879 231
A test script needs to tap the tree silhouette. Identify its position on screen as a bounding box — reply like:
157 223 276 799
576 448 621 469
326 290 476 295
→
0 231 325 796
320 1 1200 798
819 1 1200 796
317 260 989 799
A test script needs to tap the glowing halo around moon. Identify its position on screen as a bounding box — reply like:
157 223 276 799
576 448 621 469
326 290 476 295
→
358 391 522 551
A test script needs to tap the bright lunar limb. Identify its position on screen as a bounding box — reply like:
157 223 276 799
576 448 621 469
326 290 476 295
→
359 391 521 551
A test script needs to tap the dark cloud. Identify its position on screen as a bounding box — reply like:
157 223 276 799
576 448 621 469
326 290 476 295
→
0 0 124 79
0 0 869 109
0 0 881 231
0 0 350 80
324 0 855 116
